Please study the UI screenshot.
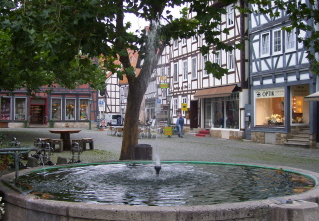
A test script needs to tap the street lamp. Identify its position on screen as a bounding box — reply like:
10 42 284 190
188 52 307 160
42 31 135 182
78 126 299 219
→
166 93 172 138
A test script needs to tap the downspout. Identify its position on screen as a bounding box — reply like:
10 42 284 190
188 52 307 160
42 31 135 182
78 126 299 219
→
240 0 248 89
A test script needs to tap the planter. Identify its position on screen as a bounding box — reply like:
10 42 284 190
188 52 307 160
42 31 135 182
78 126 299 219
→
49 121 54 128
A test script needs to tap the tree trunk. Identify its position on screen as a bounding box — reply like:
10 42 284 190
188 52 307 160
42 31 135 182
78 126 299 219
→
119 80 145 160
119 21 165 160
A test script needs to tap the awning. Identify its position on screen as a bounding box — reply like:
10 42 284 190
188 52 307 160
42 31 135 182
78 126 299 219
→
305 91 319 101
194 85 236 99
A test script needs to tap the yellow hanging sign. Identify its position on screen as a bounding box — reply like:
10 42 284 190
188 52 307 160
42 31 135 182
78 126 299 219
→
182 103 188 111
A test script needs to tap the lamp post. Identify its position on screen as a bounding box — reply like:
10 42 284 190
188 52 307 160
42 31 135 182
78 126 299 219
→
88 98 93 130
166 93 172 138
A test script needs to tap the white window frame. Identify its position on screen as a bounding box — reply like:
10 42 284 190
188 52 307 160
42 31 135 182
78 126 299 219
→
192 35 197 42
227 50 234 70
285 28 296 52
226 5 234 27
174 39 178 49
160 67 165 76
173 62 178 82
191 57 197 79
183 60 188 81
182 38 187 45
65 99 76 120
215 51 221 66
273 29 282 55
261 32 270 57
203 54 208 76
173 98 178 116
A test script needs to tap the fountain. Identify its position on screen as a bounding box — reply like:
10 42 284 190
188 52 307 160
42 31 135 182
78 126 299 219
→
1 161 319 221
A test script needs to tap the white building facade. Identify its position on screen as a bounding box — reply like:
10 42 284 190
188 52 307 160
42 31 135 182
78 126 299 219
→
248 0 318 146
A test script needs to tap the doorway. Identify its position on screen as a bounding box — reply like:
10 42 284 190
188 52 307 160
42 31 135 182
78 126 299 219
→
190 100 198 128
30 105 45 124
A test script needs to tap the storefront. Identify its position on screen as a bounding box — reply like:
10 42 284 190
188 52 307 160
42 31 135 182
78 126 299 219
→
254 85 309 128
251 83 313 145
0 85 98 128
195 85 245 140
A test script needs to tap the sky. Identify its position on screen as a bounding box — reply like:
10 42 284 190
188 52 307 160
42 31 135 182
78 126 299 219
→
124 5 183 33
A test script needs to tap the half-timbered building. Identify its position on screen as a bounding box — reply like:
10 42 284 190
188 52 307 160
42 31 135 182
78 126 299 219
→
160 0 249 139
248 1 318 147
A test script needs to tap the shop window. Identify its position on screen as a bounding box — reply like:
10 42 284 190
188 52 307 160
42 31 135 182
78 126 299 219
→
291 85 309 124
209 93 239 129
80 100 89 120
0 98 11 120
15 98 26 120
52 99 61 120
255 88 285 126
66 99 75 120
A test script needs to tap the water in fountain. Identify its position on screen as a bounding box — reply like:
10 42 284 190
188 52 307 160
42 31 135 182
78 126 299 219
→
18 162 314 206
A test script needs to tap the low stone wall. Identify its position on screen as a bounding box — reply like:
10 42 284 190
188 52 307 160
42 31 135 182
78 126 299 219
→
252 132 289 145
210 129 244 140
1 164 319 221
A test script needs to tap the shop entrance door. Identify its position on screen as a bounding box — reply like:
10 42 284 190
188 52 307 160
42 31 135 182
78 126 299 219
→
190 100 198 128
30 105 45 124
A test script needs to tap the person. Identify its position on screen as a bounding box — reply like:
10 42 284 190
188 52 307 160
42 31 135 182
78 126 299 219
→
176 114 185 138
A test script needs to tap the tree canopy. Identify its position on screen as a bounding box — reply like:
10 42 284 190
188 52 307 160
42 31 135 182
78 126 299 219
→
1 0 319 159
1 0 318 94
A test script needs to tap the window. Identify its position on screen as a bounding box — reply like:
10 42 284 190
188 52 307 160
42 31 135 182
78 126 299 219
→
182 38 186 45
160 67 165 76
255 88 285 126
173 98 178 116
227 50 234 70
286 28 296 51
191 57 197 79
51 99 61 120
174 39 178 49
192 35 197 42
203 54 208 76
291 84 309 125
215 51 220 66
183 60 188 80
79 99 89 120
173 63 178 82
66 99 75 120
273 29 282 54
261 33 270 56
205 93 239 129
0 97 11 120
15 98 26 120
226 5 234 27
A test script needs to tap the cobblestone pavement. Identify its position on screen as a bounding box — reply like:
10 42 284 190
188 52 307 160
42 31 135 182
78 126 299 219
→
1 127 319 173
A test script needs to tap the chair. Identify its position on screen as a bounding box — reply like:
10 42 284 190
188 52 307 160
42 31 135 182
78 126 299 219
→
107 126 113 135
116 127 123 137
138 128 144 139
82 138 94 150
72 139 83 150
51 139 63 152
150 127 157 139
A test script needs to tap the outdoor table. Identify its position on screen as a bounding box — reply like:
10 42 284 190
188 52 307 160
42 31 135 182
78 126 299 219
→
49 130 81 151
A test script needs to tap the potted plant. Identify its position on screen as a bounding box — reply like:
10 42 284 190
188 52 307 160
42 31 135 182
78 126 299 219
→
23 120 29 128
49 120 54 128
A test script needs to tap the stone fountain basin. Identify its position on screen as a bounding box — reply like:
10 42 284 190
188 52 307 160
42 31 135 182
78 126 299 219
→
1 162 319 221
